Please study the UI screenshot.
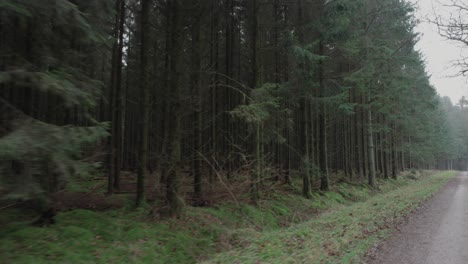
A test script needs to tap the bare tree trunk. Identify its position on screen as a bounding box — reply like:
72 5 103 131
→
367 105 376 188
318 38 329 191
251 0 260 204
159 3 172 194
391 124 397 179
191 4 203 200
110 0 125 192
166 0 184 216
209 0 219 186
303 101 312 198
383 116 389 179
108 0 121 194
136 0 150 207
297 0 312 198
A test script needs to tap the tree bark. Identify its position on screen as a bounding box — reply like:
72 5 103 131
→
166 0 184 216
250 0 260 204
136 0 150 207
391 124 397 179
110 0 125 193
191 3 203 200
318 38 329 191
367 106 377 188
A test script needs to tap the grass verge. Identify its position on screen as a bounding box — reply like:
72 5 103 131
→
204 171 458 263
0 171 457 263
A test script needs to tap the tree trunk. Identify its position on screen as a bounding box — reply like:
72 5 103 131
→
367 106 376 188
383 117 389 179
297 0 312 197
303 100 312 198
391 124 397 179
108 0 121 194
166 0 184 216
110 0 125 193
250 0 260 204
136 0 150 207
191 5 203 200
318 39 329 191
159 3 172 195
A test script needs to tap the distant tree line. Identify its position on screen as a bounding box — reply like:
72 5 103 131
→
1 0 468 215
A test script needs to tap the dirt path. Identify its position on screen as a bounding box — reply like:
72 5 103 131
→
367 172 468 264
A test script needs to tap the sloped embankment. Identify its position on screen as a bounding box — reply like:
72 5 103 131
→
203 171 458 263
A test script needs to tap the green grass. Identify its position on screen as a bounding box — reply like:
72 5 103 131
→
0 171 457 264
204 171 458 263
0 208 217 264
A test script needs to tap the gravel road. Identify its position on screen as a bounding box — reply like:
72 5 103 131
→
367 172 468 264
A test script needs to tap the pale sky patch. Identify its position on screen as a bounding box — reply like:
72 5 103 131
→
409 0 468 104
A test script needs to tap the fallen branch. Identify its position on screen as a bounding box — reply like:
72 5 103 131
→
197 151 241 210
0 204 15 210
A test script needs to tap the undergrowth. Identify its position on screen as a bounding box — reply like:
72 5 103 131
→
0 170 457 264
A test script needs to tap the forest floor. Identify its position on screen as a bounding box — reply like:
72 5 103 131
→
0 170 457 263
366 171 468 264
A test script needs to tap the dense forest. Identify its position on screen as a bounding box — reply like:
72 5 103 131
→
1 0 468 218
